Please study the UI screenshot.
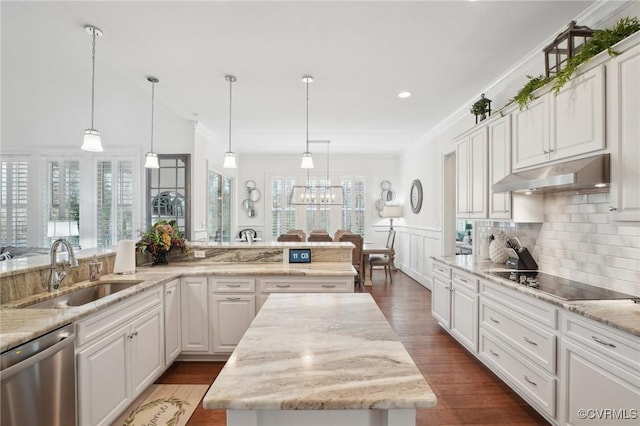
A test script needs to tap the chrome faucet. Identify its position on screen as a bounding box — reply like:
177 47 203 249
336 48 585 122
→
49 238 79 292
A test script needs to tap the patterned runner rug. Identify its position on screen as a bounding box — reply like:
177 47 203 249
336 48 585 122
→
112 384 209 426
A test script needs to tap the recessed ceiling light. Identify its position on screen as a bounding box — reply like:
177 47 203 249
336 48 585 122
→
398 91 411 98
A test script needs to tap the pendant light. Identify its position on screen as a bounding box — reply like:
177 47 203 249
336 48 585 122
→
300 75 314 169
144 76 160 169
81 25 104 152
222 75 238 169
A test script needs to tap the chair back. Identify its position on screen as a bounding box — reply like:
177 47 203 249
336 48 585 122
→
286 229 306 241
307 233 333 242
333 229 352 241
339 233 363 273
277 233 303 242
386 230 396 250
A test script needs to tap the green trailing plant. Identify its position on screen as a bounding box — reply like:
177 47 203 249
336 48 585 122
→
499 16 639 112
551 16 640 94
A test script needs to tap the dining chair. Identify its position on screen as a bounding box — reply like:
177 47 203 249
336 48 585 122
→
369 230 396 282
338 233 363 286
277 233 303 242
307 233 333 242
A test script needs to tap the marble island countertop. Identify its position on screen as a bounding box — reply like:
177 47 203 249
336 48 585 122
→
432 256 640 338
0 262 356 352
203 293 436 411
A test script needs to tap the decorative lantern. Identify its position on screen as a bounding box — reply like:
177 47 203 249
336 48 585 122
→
470 93 491 124
544 21 593 77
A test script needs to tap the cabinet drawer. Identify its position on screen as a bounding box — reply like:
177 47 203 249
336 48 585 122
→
260 278 352 293
210 277 256 293
480 280 557 328
481 330 556 418
432 262 452 280
481 298 556 373
562 311 640 372
76 287 163 347
452 269 478 292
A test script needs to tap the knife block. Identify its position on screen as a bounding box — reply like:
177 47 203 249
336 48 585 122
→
513 247 538 270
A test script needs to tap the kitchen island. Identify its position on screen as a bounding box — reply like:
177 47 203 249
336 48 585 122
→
203 292 436 426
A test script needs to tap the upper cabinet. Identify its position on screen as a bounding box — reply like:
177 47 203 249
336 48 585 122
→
456 126 488 219
488 115 512 219
512 66 605 171
607 41 640 222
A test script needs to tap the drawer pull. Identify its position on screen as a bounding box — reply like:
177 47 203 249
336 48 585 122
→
276 284 291 288
490 317 500 324
226 297 241 301
489 349 500 358
166 290 173 295
523 336 538 346
523 375 537 386
321 284 336 288
459 278 468 283
592 335 616 348
226 284 241 288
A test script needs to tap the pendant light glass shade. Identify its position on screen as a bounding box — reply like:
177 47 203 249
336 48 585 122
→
144 76 160 169
300 75 314 169
82 25 104 152
223 75 238 168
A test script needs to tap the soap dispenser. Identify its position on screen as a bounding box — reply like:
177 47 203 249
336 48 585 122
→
89 255 102 282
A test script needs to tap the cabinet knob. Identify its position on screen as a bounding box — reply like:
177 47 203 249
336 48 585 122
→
608 206 617 212
166 290 172 295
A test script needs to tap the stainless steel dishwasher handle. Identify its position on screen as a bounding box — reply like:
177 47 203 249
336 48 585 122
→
0 332 75 380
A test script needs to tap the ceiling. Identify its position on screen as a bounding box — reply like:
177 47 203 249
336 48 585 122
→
2 1 595 155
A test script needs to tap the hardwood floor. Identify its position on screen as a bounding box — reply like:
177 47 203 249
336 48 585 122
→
156 271 550 425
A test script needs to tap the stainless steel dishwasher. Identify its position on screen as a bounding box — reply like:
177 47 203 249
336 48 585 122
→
1 323 76 426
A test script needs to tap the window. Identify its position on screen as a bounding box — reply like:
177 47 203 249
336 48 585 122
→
341 177 367 236
270 176 297 238
147 154 190 237
207 171 232 242
0 157 29 246
96 159 135 247
42 159 80 247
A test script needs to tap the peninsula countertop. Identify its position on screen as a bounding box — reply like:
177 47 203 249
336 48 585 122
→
0 262 356 352
203 292 436 411
432 255 640 338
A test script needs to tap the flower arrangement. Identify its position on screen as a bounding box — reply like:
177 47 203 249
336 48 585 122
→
136 220 188 264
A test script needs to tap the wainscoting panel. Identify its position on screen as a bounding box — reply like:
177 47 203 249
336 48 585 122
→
394 226 443 290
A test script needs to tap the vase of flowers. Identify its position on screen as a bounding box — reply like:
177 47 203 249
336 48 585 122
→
136 220 188 265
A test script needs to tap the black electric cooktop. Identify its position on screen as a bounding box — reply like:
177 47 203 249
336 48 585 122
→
486 270 635 301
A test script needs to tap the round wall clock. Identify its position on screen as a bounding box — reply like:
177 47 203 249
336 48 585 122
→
410 179 423 214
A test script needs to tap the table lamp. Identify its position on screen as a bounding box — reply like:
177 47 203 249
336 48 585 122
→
381 205 403 231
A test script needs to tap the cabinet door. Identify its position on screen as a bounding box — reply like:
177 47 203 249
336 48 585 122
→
561 338 640 425
451 283 478 353
512 95 550 170
210 294 256 353
551 65 605 161
608 43 640 222
431 276 451 329
77 327 129 426
181 276 210 352
468 127 488 218
164 279 181 365
130 306 164 397
488 115 512 219
456 138 470 217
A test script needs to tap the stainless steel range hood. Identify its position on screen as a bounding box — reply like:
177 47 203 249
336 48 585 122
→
492 154 610 193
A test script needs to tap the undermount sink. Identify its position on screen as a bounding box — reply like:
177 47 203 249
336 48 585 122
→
23 280 144 309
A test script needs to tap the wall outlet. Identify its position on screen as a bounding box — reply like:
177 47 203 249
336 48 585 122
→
193 250 206 258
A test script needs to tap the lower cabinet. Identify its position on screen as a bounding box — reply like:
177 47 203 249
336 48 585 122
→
559 312 640 426
210 277 257 353
76 288 164 426
164 278 181 365
181 276 210 353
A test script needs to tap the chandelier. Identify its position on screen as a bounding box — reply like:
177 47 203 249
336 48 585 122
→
289 140 345 205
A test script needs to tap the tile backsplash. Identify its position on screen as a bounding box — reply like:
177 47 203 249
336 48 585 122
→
476 191 640 297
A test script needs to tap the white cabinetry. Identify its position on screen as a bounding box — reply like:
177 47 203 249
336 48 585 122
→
257 276 353 311
431 262 479 353
76 288 164 426
607 41 640 222
488 115 512 219
513 66 605 171
456 126 488 218
164 278 181 365
181 276 209 353
559 311 640 426
210 278 256 353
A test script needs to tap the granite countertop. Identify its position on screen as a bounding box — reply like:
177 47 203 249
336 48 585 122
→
203 293 437 411
432 256 640 338
0 262 356 352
